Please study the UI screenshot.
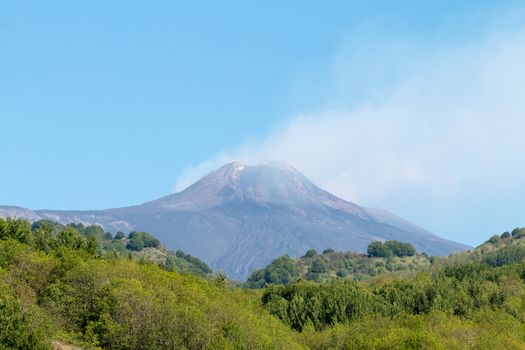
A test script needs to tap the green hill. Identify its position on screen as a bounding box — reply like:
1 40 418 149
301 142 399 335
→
32 220 212 278
2 216 525 349
0 217 302 349
245 229 525 289
244 241 430 288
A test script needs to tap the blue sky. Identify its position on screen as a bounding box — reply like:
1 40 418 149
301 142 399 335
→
1 1 525 246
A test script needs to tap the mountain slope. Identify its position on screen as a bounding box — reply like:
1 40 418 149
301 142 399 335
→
0 161 469 280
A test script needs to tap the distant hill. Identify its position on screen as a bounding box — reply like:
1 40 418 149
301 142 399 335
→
244 243 430 288
30 219 212 278
0 161 469 280
246 227 525 288
432 226 525 268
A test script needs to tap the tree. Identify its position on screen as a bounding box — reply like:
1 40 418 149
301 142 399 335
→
55 227 84 250
114 231 125 240
85 235 99 256
0 218 31 243
104 232 113 240
310 258 328 273
127 232 160 250
488 235 500 244
0 296 49 350
31 224 54 252
126 235 145 251
367 241 391 258
501 231 511 239
245 255 299 287
304 249 318 258
511 228 525 238
83 225 106 240
483 245 525 267
384 240 416 257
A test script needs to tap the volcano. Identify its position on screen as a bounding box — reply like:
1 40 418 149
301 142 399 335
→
0 161 468 280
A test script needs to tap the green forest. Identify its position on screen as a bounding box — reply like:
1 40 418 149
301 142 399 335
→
1 217 525 349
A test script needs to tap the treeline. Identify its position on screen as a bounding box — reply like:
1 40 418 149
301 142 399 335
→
1 217 99 255
0 217 212 278
367 240 416 258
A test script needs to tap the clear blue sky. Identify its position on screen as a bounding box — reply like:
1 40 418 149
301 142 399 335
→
1 1 524 246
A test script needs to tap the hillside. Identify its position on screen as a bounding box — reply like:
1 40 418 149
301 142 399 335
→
244 243 430 288
0 217 302 349
0 161 469 280
246 228 525 288
30 219 212 278
1 216 524 349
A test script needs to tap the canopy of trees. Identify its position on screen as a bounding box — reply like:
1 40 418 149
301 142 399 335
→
3 217 525 349
367 240 416 258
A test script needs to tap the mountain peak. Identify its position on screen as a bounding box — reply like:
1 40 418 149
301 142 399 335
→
146 161 367 218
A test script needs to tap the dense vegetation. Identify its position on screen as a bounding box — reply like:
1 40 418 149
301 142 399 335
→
245 242 427 288
0 217 302 349
367 240 416 258
2 216 525 349
28 219 212 278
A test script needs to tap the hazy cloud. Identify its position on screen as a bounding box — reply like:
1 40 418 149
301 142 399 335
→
174 19 525 244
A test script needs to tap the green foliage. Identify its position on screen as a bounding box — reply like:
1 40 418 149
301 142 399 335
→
114 231 125 240
384 240 416 257
483 245 525 267
3 217 525 349
367 241 392 258
262 280 385 331
246 245 429 287
263 262 525 337
126 231 160 251
175 250 212 274
368 240 416 258
0 219 303 349
245 255 299 288
126 234 145 251
0 295 50 350
511 227 525 237
104 239 127 254
303 249 318 258
0 217 31 243
488 234 501 244
501 231 511 239
310 258 328 273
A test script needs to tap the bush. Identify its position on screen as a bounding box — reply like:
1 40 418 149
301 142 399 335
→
0 296 50 350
